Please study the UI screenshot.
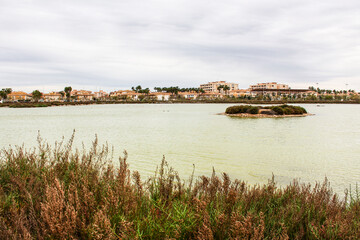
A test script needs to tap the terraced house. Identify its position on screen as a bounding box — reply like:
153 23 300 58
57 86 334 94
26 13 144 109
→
43 92 63 102
109 90 142 100
7 91 31 101
71 90 94 101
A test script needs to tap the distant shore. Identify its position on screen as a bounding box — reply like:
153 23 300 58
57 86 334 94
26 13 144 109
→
1 99 360 108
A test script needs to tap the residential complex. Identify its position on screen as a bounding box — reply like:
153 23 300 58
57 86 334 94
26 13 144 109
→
250 82 289 90
1 81 358 103
7 91 32 101
200 81 239 93
249 82 312 98
43 92 63 102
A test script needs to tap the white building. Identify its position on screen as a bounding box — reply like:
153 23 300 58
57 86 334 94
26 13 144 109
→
200 81 239 93
250 82 289 90
150 92 171 101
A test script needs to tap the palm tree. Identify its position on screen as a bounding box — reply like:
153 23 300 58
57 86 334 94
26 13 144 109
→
154 87 162 92
32 90 42 102
0 88 12 100
223 85 230 95
64 86 72 101
217 85 224 93
59 91 65 99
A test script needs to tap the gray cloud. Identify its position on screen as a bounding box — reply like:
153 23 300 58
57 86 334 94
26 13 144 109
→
0 0 359 91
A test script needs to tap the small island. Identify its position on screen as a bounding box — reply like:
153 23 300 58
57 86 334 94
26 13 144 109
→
225 104 311 118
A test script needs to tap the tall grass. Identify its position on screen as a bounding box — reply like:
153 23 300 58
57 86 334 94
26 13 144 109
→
0 134 359 239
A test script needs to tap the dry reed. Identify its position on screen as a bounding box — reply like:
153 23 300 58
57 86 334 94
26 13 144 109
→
0 134 359 239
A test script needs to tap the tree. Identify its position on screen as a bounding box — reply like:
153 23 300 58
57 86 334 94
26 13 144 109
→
154 87 162 92
217 85 224 93
32 90 42 102
223 85 230 95
143 88 150 94
64 86 72 101
132 85 142 93
59 91 65 98
0 88 12 100
132 86 151 94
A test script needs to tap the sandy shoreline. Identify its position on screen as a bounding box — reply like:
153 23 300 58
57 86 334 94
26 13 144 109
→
220 113 314 118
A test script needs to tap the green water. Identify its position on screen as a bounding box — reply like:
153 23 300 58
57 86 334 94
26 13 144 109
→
1 103 359 194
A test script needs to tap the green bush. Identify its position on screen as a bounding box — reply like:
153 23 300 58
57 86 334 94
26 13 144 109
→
226 104 308 116
225 105 253 114
225 106 243 114
248 106 259 114
271 106 284 115
283 107 293 115
293 106 305 114
302 107 307 113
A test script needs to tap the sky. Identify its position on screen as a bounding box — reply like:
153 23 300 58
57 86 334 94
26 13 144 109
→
0 0 359 92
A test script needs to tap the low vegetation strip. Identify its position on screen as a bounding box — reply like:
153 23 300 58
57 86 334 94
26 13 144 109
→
0 100 359 108
0 135 359 239
226 104 308 116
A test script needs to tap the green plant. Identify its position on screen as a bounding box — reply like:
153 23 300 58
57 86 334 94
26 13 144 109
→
0 135 359 239
64 86 72 101
271 106 284 115
0 88 12 100
31 90 43 102
248 106 259 114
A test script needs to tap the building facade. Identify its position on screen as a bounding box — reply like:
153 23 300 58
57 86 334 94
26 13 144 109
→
200 81 239 93
71 90 94 101
94 90 108 100
250 82 289 90
43 92 63 102
149 92 172 101
229 89 253 98
7 91 32 101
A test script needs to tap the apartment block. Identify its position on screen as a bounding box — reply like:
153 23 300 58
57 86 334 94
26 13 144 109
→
250 82 289 90
200 81 239 93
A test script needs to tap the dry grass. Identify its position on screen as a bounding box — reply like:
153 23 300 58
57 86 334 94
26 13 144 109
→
0 133 359 239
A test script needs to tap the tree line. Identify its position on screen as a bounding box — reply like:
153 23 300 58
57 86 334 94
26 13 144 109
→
308 86 355 94
153 86 205 94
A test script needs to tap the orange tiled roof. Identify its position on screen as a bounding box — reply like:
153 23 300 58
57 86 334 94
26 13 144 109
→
44 92 62 96
71 90 93 96
8 91 29 96
178 92 198 95
151 92 172 95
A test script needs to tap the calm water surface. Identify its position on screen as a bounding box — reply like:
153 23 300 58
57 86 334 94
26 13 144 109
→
0 104 359 195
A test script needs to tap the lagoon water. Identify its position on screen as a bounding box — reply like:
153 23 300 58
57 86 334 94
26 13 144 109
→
0 103 359 195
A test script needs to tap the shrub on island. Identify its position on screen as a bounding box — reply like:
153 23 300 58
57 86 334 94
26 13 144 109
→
277 105 307 115
225 104 307 115
248 106 259 114
225 105 259 114
271 106 284 115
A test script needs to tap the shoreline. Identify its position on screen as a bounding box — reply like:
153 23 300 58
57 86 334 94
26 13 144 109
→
0 100 359 108
222 112 314 118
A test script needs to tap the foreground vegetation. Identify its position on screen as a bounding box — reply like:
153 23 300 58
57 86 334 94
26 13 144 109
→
225 105 307 115
0 135 359 239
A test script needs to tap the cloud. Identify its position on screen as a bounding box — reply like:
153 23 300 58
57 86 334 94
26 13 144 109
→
0 0 359 92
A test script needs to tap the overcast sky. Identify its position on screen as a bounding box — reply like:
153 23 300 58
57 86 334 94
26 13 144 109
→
0 0 359 92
